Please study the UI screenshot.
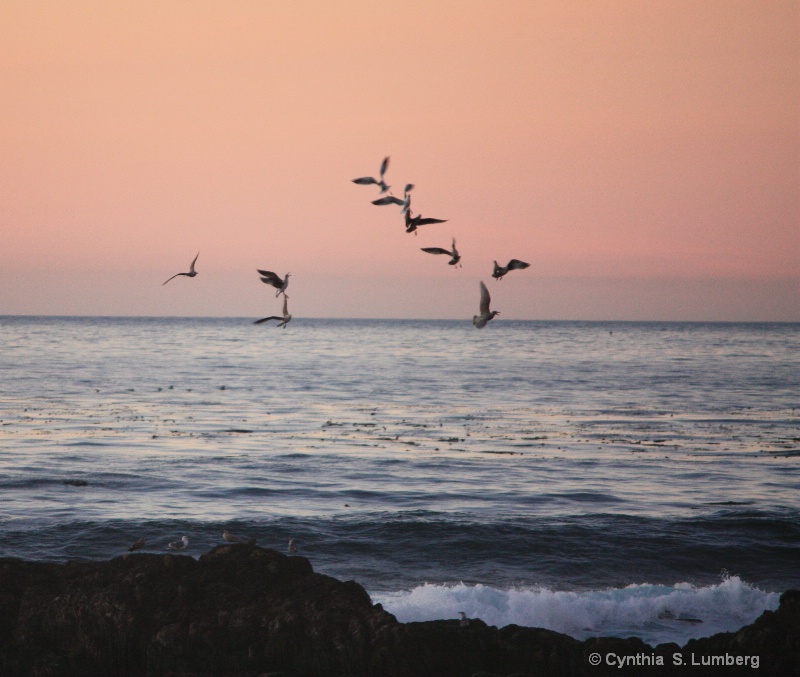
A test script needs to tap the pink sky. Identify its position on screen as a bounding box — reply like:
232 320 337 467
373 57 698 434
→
1 1 797 320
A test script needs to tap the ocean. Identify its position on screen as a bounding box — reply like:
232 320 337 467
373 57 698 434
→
1 316 798 646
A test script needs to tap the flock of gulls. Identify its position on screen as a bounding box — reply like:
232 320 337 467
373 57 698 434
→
127 533 298 555
162 156 530 328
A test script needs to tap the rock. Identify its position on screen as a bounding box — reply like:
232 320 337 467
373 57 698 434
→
0 547 797 676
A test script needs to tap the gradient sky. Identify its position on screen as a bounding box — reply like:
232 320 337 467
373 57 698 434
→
1 1 798 320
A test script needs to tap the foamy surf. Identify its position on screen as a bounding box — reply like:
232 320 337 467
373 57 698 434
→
372 575 780 646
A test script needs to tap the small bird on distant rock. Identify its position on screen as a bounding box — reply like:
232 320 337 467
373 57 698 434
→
288 538 298 554
167 536 189 551
128 538 145 552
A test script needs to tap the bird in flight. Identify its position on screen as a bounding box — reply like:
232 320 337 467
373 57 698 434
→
492 259 530 280
473 281 499 329
372 183 414 214
254 295 292 328
258 269 290 298
404 210 447 235
352 156 391 194
162 252 199 285
421 238 461 267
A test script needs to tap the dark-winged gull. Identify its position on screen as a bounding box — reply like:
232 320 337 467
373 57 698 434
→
372 183 414 214
473 281 499 328
352 156 391 194
405 210 447 235
162 252 199 285
258 269 290 298
128 538 146 552
492 259 530 280
254 295 292 327
167 536 189 551
421 238 461 266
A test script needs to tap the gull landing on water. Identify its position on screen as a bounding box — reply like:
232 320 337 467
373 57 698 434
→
473 281 499 329
254 296 292 328
492 259 530 280
162 252 199 285
421 238 461 267
167 536 189 551
258 269 290 298
352 156 391 194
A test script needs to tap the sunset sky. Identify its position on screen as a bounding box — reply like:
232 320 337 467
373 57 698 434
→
1 1 797 321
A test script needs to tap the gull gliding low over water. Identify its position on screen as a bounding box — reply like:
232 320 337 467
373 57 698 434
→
473 281 499 329
421 238 461 266
258 269 290 298
162 252 199 285
492 259 530 280
254 295 292 327
352 156 391 194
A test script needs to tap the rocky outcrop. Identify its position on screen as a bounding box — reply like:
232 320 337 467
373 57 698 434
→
0 545 797 676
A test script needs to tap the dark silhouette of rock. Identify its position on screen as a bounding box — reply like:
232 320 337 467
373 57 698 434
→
0 545 797 676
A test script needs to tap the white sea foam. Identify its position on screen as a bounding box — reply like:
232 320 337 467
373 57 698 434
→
372 575 780 646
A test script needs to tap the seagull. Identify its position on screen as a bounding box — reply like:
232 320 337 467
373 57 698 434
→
421 238 461 266
372 183 414 214
167 536 189 551
257 269 290 298
128 538 146 552
352 156 391 194
404 210 447 235
162 252 199 285
473 281 499 329
254 295 292 327
459 611 470 627
492 259 530 280
222 530 242 544
288 538 298 554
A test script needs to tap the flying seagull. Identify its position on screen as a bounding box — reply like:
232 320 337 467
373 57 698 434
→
128 538 146 552
421 238 461 267
352 156 391 194
492 259 530 280
167 536 189 551
372 183 414 214
404 210 447 235
162 252 199 285
473 281 499 329
258 269 290 298
254 295 292 327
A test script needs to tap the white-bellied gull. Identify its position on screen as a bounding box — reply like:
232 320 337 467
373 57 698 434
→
162 252 199 285
167 536 189 551
492 259 530 280
421 238 461 266
352 156 391 194
473 281 499 328
258 269 290 298
254 295 292 327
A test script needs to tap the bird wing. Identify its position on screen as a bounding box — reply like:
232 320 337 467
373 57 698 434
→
415 217 447 225
507 259 530 270
379 156 389 178
352 176 377 185
257 269 282 286
420 247 451 256
254 316 283 324
188 252 199 273
372 196 404 206
479 281 491 314
162 272 183 285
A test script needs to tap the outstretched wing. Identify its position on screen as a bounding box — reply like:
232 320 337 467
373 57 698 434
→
415 217 447 226
352 176 377 185
188 252 199 273
507 259 530 271
479 281 491 315
379 156 389 178
257 269 282 287
420 247 451 256
254 316 283 325
162 272 184 285
372 196 404 206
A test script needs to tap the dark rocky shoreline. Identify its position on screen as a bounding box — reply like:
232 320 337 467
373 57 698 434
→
1 544 797 676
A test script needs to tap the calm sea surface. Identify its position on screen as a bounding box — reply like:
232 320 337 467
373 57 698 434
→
1 316 798 644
